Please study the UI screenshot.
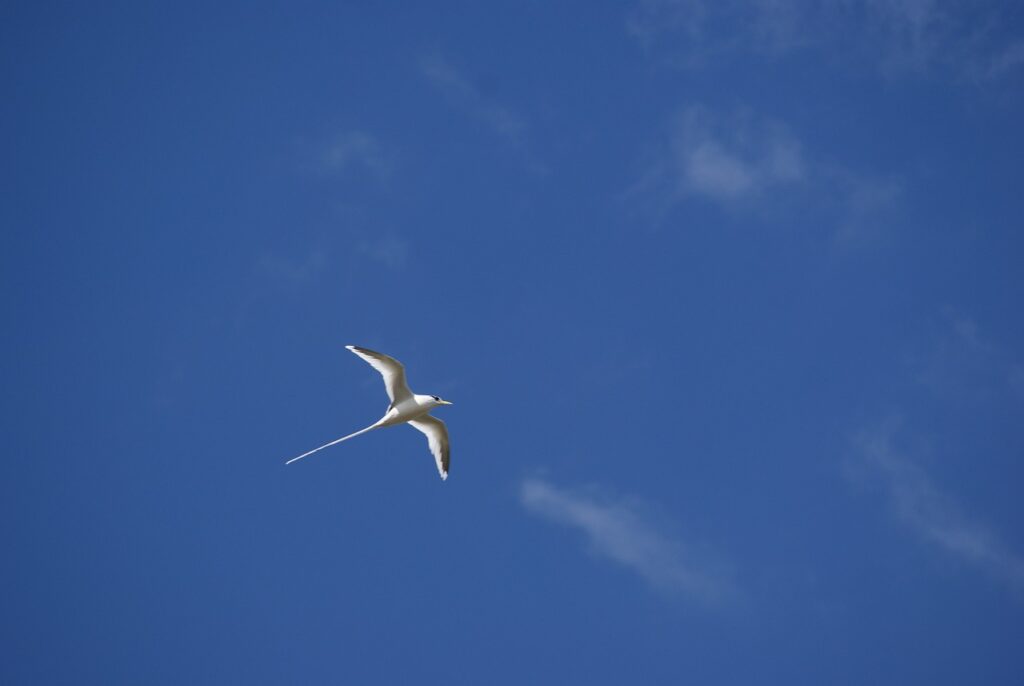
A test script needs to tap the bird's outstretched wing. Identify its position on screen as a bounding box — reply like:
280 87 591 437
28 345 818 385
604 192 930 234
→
346 345 413 405
407 415 450 481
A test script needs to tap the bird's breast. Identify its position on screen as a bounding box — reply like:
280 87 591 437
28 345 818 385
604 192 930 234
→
386 398 429 423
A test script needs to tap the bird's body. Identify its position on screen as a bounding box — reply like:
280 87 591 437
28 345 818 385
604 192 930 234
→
379 394 444 426
286 345 453 480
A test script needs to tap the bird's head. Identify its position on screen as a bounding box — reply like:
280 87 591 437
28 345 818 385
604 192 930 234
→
429 395 453 407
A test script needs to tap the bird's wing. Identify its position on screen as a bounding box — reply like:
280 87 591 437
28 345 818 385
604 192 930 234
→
346 345 413 404
407 415 450 481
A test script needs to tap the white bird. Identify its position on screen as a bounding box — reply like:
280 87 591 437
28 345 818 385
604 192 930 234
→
286 345 453 480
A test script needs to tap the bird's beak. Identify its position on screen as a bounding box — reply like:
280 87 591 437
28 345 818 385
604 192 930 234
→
441 400 453 405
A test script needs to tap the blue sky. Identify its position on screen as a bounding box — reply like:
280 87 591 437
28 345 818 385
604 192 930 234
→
3 1 1024 683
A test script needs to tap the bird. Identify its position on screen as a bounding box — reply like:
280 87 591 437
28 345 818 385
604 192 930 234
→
285 345 453 480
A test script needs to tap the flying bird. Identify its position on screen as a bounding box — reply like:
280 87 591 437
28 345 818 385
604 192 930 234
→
286 345 453 480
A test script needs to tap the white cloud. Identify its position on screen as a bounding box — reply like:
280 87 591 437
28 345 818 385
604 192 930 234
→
321 131 393 178
914 311 1024 399
419 54 528 145
831 170 904 244
629 104 898 236
627 0 1024 80
852 423 1024 592
520 478 733 602
855 315 1024 595
671 106 804 201
627 0 814 60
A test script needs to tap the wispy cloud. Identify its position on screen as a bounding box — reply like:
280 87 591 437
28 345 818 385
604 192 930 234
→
419 54 529 146
520 478 734 602
627 0 1024 81
914 311 1024 400
627 0 814 60
670 106 804 201
629 104 900 236
851 422 1024 592
830 169 905 245
320 130 394 179
950 314 992 355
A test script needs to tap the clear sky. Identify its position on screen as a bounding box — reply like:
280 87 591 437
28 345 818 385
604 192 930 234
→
3 2 1024 684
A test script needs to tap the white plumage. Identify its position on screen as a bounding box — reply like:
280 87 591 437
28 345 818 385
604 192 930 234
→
286 345 453 480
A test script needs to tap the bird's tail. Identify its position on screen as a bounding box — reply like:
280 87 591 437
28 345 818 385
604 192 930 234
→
285 423 380 465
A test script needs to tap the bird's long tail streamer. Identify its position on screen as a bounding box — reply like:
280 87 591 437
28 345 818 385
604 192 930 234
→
285 424 379 465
